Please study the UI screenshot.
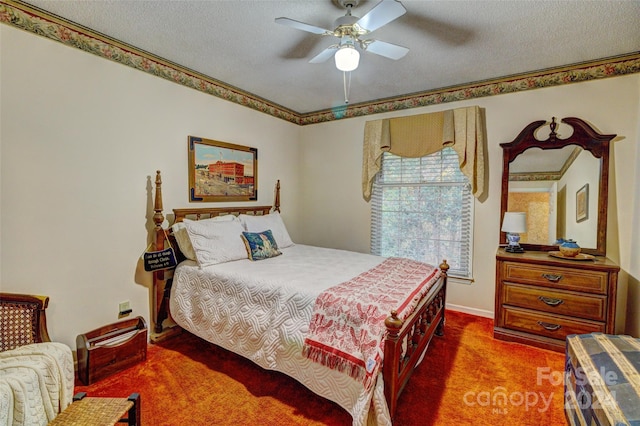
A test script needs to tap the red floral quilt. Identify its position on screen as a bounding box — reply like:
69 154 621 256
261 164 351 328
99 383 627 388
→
302 257 440 389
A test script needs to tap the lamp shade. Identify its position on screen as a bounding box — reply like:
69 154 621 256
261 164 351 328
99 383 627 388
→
501 212 527 233
335 45 360 72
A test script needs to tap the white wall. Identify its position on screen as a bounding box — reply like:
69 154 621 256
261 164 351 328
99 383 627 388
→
0 26 301 348
2 24 639 347
626 81 640 335
299 75 640 333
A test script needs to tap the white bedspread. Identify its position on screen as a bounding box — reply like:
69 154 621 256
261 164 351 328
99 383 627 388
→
170 244 393 426
0 342 74 426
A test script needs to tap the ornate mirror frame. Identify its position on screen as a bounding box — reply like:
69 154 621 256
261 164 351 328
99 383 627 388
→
499 117 615 256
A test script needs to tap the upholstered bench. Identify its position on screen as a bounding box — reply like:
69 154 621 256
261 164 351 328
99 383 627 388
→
565 333 640 425
49 392 140 426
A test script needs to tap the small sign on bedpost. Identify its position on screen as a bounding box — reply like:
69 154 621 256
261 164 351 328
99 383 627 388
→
143 248 177 272
144 226 177 272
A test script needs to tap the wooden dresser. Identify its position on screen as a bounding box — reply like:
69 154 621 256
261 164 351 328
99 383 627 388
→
494 248 619 352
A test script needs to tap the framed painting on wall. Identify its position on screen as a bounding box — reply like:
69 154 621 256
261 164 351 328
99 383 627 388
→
576 183 588 223
188 136 257 202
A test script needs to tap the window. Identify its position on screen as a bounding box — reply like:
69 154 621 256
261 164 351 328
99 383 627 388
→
371 148 473 278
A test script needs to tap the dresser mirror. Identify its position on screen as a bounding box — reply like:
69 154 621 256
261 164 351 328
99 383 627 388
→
499 117 615 256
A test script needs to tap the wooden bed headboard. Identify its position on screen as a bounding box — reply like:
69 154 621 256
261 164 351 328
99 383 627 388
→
151 170 281 336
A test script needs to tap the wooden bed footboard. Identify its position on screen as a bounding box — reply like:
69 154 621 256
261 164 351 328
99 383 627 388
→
383 261 448 418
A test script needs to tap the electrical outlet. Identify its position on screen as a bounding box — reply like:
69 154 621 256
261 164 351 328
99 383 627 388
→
118 300 132 317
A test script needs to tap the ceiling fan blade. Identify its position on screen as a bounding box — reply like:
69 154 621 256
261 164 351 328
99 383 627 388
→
356 0 407 33
364 39 409 60
275 17 332 35
309 46 339 63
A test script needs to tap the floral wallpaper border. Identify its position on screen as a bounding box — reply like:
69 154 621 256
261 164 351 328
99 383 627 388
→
2 0 639 126
509 172 562 182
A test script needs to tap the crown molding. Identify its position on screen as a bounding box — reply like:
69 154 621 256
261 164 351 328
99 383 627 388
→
2 0 639 126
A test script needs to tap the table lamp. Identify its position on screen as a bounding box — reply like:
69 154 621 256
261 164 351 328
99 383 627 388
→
501 212 526 253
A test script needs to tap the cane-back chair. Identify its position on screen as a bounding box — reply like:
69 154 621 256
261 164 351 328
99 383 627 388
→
0 292 51 352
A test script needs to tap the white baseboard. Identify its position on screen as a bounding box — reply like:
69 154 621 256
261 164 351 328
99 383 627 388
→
446 303 494 319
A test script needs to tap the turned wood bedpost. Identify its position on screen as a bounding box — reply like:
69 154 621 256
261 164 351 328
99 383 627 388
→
436 259 449 336
153 170 166 333
383 259 449 418
274 179 281 212
153 170 164 232
384 309 403 416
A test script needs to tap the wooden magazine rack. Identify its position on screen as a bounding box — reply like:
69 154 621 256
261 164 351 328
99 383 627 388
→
77 316 147 385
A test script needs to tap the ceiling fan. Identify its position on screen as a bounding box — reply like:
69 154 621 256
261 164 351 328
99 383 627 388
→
275 0 410 73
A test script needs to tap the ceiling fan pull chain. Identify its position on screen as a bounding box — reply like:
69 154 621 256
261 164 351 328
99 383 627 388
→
343 71 351 104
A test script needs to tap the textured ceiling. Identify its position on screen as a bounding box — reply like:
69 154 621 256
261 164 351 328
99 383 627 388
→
18 0 640 114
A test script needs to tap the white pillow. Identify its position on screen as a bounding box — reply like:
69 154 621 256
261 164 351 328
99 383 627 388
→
172 222 196 260
238 212 294 248
171 215 237 261
182 217 247 266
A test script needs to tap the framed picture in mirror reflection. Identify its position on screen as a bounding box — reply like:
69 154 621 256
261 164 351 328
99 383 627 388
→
576 183 589 223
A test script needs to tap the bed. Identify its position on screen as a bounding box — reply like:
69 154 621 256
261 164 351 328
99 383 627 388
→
151 171 448 425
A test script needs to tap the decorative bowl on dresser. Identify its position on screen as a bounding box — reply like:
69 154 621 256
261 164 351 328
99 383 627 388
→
495 117 619 351
494 249 619 351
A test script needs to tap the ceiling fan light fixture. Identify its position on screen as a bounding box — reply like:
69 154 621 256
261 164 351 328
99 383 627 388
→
334 45 360 72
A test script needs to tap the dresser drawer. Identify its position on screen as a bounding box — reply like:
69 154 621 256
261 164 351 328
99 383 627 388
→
502 261 608 294
502 283 607 321
501 307 605 341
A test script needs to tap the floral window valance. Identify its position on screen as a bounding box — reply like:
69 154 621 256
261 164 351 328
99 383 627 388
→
362 106 486 201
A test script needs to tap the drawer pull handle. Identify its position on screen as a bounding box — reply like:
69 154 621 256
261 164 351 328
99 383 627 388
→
538 296 564 307
537 321 562 331
542 273 563 282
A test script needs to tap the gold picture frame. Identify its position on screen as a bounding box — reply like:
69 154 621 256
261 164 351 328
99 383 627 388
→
188 136 257 202
576 183 589 223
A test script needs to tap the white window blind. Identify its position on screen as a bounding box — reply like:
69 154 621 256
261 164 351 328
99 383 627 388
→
371 148 473 278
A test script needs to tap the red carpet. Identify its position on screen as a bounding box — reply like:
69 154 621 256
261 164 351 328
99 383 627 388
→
75 310 566 425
